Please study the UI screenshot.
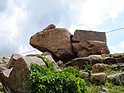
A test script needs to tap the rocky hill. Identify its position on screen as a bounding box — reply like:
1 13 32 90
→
0 24 124 93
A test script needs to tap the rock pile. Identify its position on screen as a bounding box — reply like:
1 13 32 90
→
30 24 109 62
0 54 59 93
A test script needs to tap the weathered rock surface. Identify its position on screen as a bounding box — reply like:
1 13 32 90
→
64 54 124 70
42 51 54 58
118 56 124 63
92 63 110 73
90 73 107 85
64 56 103 69
104 57 118 64
30 24 74 60
0 54 46 93
6 54 21 69
0 57 9 64
0 54 59 93
56 60 63 67
107 72 124 85
72 30 110 57
80 71 90 83
42 54 60 69
0 64 7 73
110 63 124 71
30 24 111 62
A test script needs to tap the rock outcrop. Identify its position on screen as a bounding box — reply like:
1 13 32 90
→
30 24 110 62
64 55 106 69
0 54 59 93
1 24 124 93
107 72 124 85
30 24 74 60
72 30 110 57
64 54 124 70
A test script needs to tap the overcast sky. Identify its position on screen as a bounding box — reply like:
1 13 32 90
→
0 0 124 57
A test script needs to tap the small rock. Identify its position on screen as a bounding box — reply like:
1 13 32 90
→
43 24 56 30
98 88 109 93
42 51 53 58
2 57 9 64
88 55 103 60
80 71 90 83
92 63 110 73
90 73 107 85
57 60 63 67
0 57 9 64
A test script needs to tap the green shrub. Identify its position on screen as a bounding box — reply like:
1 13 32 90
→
63 66 81 77
84 64 92 77
28 55 86 93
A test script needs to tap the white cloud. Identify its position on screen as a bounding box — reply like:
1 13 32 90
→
78 0 124 28
0 0 72 56
0 0 28 56
1 0 124 56
61 0 124 29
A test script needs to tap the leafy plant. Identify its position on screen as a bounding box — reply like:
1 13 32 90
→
36 54 56 71
84 63 92 77
28 55 86 93
63 66 81 77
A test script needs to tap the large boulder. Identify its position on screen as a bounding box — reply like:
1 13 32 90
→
0 54 59 93
30 24 74 60
72 30 110 57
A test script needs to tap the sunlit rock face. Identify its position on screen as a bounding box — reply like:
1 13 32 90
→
72 30 110 57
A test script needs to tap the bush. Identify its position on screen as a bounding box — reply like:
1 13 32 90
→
28 55 86 93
